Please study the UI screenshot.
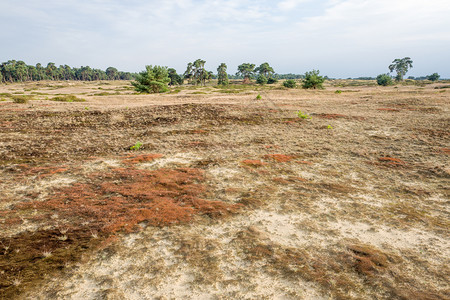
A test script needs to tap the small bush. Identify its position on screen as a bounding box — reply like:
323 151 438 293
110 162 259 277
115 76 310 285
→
296 110 311 119
335 90 342 94
376 74 393 86
52 95 86 102
256 94 262 100
256 74 268 85
130 142 143 151
283 79 297 88
267 77 278 84
302 70 325 89
426 73 440 81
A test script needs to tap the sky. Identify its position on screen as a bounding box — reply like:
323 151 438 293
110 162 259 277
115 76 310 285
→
1 0 450 78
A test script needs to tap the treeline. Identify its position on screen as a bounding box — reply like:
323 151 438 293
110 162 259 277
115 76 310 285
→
0 60 136 83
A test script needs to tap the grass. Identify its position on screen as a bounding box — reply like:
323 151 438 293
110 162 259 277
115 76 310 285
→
51 95 86 102
12 95 33 103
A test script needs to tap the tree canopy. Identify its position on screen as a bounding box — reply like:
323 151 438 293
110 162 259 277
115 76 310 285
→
388 57 413 81
302 70 325 89
131 65 170 93
236 63 255 83
255 62 275 79
0 60 134 83
184 59 210 86
217 63 229 85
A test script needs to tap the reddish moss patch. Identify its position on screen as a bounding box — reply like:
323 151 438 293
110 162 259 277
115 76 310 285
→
264 154 295 163
315 113 347 119
377 108 400 112
19 167 241 233
347 245 389 277
122 153 163 165
295 160 313 165
241 159 267 167
378 157 407 166
440 148 450 155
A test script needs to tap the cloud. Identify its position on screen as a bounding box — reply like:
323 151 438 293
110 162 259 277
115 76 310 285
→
278 0 311 11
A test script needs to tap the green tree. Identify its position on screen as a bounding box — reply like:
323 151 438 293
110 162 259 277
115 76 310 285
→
256 74 268 85
376 74 393 86
302 70 325 89
217 63 229 85
168 68 183 85
388 57 413 81
236 63 255 83
255 62 274 79
283 79 296 88
426 73 440 81
132 65 170 93
46 62 57 80
106 67 119 80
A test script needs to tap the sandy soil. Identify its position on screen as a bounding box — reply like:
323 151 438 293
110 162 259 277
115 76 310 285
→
0 80 449 299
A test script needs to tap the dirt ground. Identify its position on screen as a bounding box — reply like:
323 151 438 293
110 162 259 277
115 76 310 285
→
0 80 449 299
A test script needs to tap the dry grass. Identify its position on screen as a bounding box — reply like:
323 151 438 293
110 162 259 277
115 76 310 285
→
0 80 449 299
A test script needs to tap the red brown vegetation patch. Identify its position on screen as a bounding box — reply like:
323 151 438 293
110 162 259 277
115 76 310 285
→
439 148 450 155
122 153 163 165
315 113 347 119
378 157 407 166
263 154 295 163
241 160 267 167
19 167 241 233
377 108 400 112
347 244 390 277
295 160 313 165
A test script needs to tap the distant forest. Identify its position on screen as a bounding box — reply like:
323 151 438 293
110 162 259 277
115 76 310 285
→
0 60 136 83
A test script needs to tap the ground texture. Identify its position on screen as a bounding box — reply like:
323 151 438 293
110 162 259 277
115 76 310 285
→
0 80 449 299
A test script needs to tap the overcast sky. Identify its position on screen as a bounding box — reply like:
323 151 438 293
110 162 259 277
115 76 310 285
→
1 0 449 78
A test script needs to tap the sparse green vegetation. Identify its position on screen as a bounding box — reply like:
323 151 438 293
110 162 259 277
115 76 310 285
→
130 141 143 151
52 95 85 102
256 93 262 100
296 110 311 119
335 90 342 94
12 95 32 103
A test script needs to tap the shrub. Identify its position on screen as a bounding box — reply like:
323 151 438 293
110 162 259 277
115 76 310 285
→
426 73 440 81
130 142 143 151
267 77 278 84
296 110 311 119
283 79 296 88
256 74 268 85
132 65 170 93
256 93 262 100
52 95 85 102
376 74 393 86
335 90 342 94
302 70 325 89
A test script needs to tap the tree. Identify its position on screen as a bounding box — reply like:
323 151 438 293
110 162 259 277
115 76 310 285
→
168 68 183 85
255 62 274 79
106 67 119 80
283 79 296 88
376 74 393 86
183 59 209 86
388 57 413 81
302 70 325 89
132 65 170 93
426 73 440 81
236 63 255 83
217 63 229 85
256 74 268 85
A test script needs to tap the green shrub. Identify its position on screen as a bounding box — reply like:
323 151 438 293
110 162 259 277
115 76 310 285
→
283 79 297 88
335 90 342 94
426 73 440 81
256 93 262 100
130 142 143 151
256 74 268 85
302 70 325 89
267 77 278 84
52 95 86 102
132 65 170 93
296 110 311 119
376 74 393 86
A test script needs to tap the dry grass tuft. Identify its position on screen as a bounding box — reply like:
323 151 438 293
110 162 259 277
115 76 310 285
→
263 154 296 163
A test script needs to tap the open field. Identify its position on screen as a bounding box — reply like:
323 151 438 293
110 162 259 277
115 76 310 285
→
0 80 449 299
